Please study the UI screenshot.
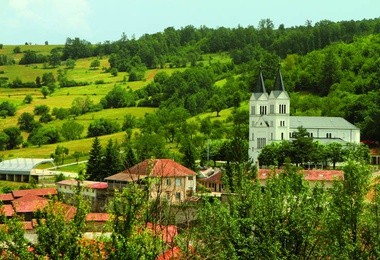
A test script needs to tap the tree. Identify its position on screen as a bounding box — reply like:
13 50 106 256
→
65 58 76 69
87 118 121 137
28 126 61 147
17 112 38 132
3 127 23 149
52 145 69 165
23 94 33 104
326 160 371 258
13 46 21 53
208 94 226 117
0 101 16 117
86 137 103 181
106 184 161 259
325 142 344 169
110 67 118 76
134 133 169 161
291 126 315 166
41 86 49 98
34 104 50 115
42 72 56 86
35 198 89 259
72 151 83 164
180 139 197 171
60 120 84 141
100 139 123 180
90 59 100 69
0 132 10 151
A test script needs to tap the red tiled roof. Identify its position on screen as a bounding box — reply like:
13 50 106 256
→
12 199 48 213
13 194 47 202
86 213 109 222
0 205 15 217
106 159 196 181
57 180 108 189
258 169 344 181
12 188 57 198
0 193 14 201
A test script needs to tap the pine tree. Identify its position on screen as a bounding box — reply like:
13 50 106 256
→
100 139 123 180
86 137 102 180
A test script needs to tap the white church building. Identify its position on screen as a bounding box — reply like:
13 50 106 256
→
248 68 360 163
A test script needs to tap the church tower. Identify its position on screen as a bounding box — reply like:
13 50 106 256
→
249 68 270 163
268 67 290 143
249 67 290 164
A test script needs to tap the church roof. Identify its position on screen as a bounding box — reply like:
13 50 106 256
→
271 68 288 98
253 70 267 94
290 116 359 130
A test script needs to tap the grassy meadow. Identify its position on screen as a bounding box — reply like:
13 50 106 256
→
0 45 233 162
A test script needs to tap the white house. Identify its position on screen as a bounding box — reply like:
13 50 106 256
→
249 68 360 163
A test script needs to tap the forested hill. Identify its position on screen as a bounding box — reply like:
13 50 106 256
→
2 17 380 143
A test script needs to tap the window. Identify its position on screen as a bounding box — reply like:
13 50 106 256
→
257 138 266 149
280 120 285 127
279 104 287 114
188 176 193 181
166 179 171 186
251 133 254 141
326 133 332 138
270 105 274 114
271 133 273 140
281 132 284 140
175 178 181 186
260 106 267 115
175 192 181 200
251 106 255 115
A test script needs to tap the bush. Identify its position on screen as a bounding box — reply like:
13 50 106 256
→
87 118 120 137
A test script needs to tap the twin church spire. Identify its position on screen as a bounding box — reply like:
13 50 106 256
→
253 66 286 95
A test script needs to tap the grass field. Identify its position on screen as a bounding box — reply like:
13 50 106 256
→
0 46 234 160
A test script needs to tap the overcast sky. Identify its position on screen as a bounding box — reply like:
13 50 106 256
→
1 0 379 44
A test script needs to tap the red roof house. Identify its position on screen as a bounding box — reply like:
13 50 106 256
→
106 159 197 203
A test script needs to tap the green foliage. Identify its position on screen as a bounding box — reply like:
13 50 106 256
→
34 104 50 115
86 137 102 181
2 127 23 149
90 59 100 69
101 85 135 108
41 86 49 98
35 197 89 259
87 118 121 137
51 145 69 165
106 184 161 259
0 101 16 117
28 125 61 147
61 120 84 141
17 112 39 132
23 94 33 104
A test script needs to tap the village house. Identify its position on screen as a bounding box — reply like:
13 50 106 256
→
105 159 197 203
56 180 108 212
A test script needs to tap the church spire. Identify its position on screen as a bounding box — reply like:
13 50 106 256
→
273 65 285 92
254 66 267 93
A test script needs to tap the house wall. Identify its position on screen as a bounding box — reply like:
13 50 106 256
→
150 176 196 203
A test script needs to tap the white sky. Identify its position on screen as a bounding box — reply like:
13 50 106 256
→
1 0 379 44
